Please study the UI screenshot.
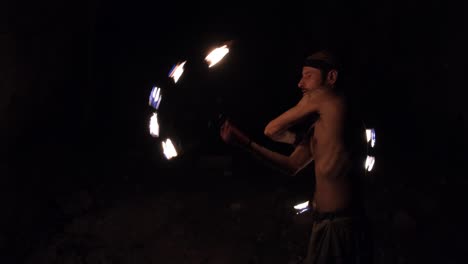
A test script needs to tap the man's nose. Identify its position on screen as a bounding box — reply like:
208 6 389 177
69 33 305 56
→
298 79 303 88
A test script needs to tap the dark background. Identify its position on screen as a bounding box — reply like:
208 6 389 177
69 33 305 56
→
1 0 466 263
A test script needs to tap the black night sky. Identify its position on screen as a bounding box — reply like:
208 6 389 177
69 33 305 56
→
1 0 466 263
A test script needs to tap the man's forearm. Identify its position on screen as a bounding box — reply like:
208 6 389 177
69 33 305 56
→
240 141 295 176
264 102 315 140
268 130 297 145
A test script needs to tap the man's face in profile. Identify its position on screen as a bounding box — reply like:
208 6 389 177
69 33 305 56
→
298 66 323 94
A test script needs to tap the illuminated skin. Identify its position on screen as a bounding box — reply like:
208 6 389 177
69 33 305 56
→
268 66 352 212
221 65 353 212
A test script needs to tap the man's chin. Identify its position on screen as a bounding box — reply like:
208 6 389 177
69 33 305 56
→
302 88 320 95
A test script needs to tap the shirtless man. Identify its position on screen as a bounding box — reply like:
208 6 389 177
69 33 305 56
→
220 50 372 263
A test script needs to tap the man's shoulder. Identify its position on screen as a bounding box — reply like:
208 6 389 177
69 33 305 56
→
318 90 347 109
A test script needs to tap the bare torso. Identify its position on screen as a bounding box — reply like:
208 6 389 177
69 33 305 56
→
308 90 353 212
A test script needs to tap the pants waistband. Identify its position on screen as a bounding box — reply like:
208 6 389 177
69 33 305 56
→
311 208 360 222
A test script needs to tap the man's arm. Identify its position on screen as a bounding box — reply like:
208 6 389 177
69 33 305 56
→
246 139 313 176
220 119 313 176
264 95 319 141
266 130 297 145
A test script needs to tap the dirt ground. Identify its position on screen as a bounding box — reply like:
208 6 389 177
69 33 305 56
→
23 186 314 264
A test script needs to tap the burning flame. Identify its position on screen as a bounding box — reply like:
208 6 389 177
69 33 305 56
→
162 138 178 160
365 155 375 172
294 201 309 210
365 128 376 147
149 86 162 110
205 45 229 68
168 61 187 83
294 201 310 214
149 112 159 137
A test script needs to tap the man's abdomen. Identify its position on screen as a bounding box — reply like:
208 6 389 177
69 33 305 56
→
313 177 353 213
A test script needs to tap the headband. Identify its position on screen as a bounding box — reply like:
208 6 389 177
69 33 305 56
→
303 59 336 71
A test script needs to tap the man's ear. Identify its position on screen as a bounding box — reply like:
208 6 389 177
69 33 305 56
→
327 69 338 86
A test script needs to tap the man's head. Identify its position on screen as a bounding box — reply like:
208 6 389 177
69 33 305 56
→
298 50 339 94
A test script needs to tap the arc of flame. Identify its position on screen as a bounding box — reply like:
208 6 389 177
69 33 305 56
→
149 112 159 137
365 155 375 172
162 138 178 160
294 201 309 210
205 45 229 68
168 61 187 83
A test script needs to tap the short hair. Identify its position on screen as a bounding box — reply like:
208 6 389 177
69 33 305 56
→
304 50 339 82
306 50 337 66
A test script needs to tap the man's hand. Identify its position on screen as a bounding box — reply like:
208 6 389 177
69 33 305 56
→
220 119 251 147
297 91 318 107
264 91 321 140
